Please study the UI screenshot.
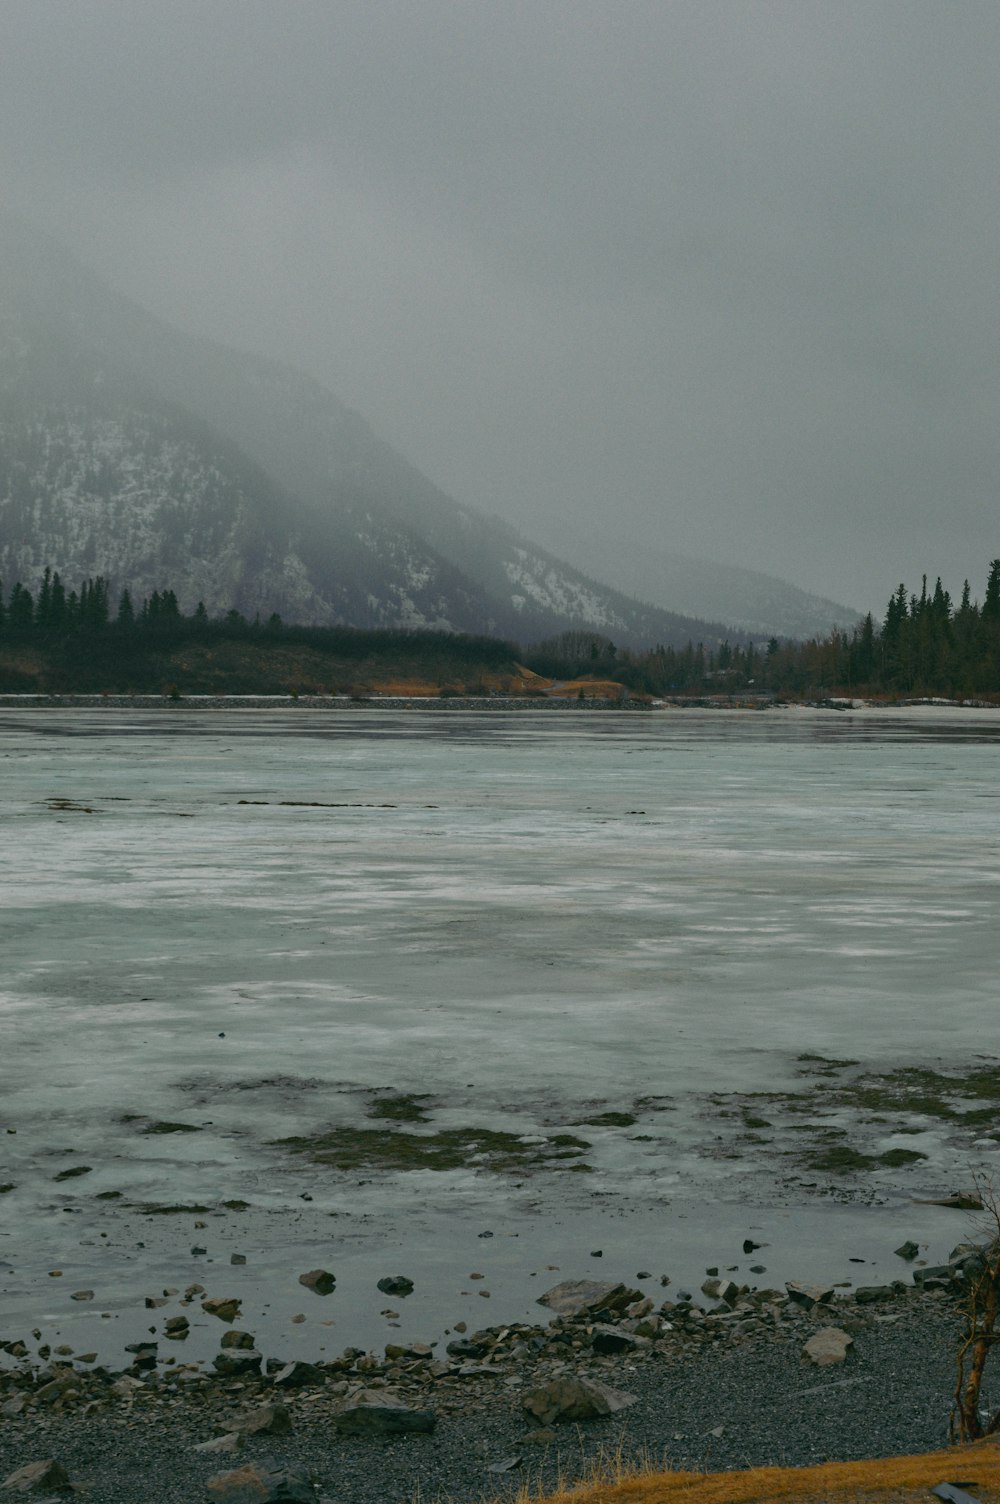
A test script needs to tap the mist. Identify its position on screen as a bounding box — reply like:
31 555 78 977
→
3 0 998 611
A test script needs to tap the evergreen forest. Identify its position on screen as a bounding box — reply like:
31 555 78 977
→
1 563 999 701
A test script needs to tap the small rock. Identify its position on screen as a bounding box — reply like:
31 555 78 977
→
913 1265 958 1288
785 1280 835 1308
701 1277 739 1304
591 1324 637 1355
212 1350 263 1377
193 1434 242 1455
803 1327 853 1366
230 1254 247 1266
298 1269 336 1295
220 1330 257 1350
69 1290 93 1302
445 1338 489 1359
486 1456 522 1474
1 1459 71 1493
333 1395 436 1435
854 1285 895 1305
536 1280 641 1317
376 1276 414 1297
206 1460 313 1503
227 1403 291 1438
272 1360 324 1389
521 1376 636 1426
202 1296 241 1323
894 1240 920 1261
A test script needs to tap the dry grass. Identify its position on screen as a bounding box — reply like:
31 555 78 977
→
548 677 631 700
498 1441 1000 1504
368 677 447 696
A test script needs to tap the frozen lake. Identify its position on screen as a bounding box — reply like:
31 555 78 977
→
2 704 999 1367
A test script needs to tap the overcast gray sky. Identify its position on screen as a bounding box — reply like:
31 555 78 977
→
2 0 998 610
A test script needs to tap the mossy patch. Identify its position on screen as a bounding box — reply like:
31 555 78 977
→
878 1147 927 1167
53 1165 92 1181
804 1143 928 1174
573 1112 637 1127
805 1145 878 1173
274 1125 591 1174
140 1121 202 1135
820 1064 1000 1121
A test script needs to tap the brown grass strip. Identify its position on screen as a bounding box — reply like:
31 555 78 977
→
510 1440 1000 1504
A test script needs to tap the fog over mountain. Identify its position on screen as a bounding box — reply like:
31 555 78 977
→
2 2 997 613
3 216 799 648
527 523 860 642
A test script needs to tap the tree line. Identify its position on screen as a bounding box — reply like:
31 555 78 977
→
526 562 1000 699
2 562 999 700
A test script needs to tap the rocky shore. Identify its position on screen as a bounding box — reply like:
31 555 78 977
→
0 1250 988 1503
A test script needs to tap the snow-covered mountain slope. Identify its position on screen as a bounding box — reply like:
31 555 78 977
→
0 218 779 646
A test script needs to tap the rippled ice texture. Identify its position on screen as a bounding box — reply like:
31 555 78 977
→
2 705 999 1358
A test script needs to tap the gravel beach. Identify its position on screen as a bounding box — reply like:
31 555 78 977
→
1 1282 988 1504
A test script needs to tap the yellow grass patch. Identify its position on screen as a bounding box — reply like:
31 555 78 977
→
548 678 629 700
368 678 446 696
509 1440 1000 1504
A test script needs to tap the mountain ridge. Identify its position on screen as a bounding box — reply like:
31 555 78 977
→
0 217 856 647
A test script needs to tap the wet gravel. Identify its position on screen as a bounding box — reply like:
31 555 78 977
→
2 1296 991 1504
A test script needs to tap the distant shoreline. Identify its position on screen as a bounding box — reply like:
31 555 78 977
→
0 693 996 712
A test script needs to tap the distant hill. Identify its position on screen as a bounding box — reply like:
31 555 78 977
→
0 217 748 651
526 523 862 641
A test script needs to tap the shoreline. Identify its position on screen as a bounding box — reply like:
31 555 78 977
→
0 1274 976 1503
1 692 998 711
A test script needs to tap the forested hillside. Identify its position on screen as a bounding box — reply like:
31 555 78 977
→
1 565 997 701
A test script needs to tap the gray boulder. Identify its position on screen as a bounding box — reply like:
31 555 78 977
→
785 1280 835 1308
536 1280 641 1317
0 1459 71 1493
591 1325 637 1355
333 1391 436 1435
